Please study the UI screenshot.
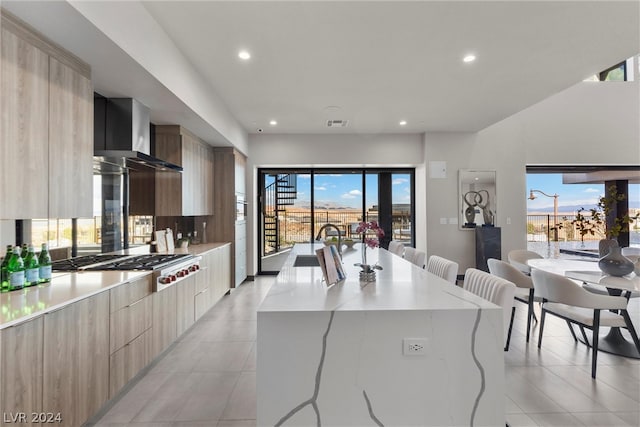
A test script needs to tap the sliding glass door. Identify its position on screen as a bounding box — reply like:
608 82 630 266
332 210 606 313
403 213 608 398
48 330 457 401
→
258 168 414 273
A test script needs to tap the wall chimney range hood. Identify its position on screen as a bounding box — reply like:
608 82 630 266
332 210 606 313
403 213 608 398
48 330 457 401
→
94 97 182 173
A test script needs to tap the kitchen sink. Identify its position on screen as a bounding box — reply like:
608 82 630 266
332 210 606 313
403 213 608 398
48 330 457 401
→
293 255 321 267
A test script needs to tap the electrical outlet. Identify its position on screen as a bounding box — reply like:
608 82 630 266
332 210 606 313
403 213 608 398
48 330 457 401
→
403 338 427 356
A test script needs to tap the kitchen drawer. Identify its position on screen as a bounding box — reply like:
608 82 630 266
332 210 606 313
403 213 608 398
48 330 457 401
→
109 328 153 398
194 288 211 320
110 275 153 313
110 294 152 354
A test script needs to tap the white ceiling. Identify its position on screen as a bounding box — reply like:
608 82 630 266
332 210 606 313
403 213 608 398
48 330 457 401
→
141 0 640 134
3 1 639 141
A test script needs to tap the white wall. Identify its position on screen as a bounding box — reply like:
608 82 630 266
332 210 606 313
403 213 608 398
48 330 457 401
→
246 133 424 275
424 81 639 272
521 81 639 165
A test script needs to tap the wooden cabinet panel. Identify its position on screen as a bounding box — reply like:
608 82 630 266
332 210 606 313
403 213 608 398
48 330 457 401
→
154 170 182 217
151 286 177 358
110 295 152 354
43 292 109 427
194 288 210 320
110 275 152 313
0 317 43 424
109 328 152 398
147 125 214 217
0 27 49 219
176 275 196 336
181 132 197 215
213 244 232 303
213 148 246 287
48 57 93 218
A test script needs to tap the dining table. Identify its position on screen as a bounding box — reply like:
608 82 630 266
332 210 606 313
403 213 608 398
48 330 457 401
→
528 258 640 359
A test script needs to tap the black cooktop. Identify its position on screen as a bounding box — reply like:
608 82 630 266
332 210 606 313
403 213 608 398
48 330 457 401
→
52 253 193 272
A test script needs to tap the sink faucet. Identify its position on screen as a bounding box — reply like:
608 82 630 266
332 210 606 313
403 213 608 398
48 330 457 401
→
315 223 342 259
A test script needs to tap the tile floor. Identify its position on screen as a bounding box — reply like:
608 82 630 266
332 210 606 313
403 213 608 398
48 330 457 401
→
89 275 640 427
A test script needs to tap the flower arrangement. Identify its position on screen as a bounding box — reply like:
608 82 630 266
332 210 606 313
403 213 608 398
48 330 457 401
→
355 220 385 248
354 221 385 281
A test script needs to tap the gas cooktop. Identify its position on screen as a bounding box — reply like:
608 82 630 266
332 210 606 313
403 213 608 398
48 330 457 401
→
84 254 193 271
52 253 193 272
51 254 131 271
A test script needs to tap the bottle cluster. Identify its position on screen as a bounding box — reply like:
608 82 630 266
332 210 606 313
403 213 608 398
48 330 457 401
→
0 243 52 292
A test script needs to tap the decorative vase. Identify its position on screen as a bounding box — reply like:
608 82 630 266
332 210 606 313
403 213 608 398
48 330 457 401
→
598 246 634 277
598 238 618 257
356 242 381 282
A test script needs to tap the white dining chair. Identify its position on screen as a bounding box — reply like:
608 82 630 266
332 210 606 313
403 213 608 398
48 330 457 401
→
404 247 426 269
507 249 543 275
388 240 405 257
488 258 541 346
532 269 640 379
426 255 458 285
463 268 516 350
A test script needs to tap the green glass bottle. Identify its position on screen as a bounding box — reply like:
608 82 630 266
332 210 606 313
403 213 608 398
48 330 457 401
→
1 245 13 292
20 243 28 259
24 245 39 287
38 243 52 283
8 246 25 291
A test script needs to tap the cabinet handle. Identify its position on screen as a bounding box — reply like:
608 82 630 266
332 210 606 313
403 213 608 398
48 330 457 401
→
127 298 145 308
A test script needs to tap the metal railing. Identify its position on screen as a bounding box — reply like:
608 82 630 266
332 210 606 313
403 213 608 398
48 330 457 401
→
527 214 605 243
264 209 412 254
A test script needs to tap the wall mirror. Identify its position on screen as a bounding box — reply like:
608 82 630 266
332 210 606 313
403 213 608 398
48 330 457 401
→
459 170 497 230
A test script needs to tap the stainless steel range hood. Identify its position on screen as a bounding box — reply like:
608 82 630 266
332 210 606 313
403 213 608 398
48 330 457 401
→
94 97 182 173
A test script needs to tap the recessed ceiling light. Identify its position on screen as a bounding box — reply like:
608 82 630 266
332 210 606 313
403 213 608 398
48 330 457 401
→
238 50 251 60
399 120 407 126
463 54 476 63
269 120 277 126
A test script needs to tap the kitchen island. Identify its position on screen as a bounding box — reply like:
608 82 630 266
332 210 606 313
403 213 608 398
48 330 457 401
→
257 243 504 426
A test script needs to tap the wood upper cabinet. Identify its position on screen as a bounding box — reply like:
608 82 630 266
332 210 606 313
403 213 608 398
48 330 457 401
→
0 316 44 425
0 26 49 219
43 291 109 427
0 10 93 220
48 57 93 219
131 125 213 216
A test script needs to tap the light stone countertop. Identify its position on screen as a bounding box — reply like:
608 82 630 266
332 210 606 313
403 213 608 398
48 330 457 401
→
258 243 498 313
110 242 231 257
0 242 231 330
0 270 151 329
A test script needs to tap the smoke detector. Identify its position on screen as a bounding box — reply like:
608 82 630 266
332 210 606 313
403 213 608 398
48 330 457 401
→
327 119 348 128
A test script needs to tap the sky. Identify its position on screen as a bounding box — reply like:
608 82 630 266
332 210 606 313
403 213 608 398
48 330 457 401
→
526 173 640 212
291 173 411 209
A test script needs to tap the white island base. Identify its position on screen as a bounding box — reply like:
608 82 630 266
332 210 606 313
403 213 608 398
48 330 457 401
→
258 244 505 426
